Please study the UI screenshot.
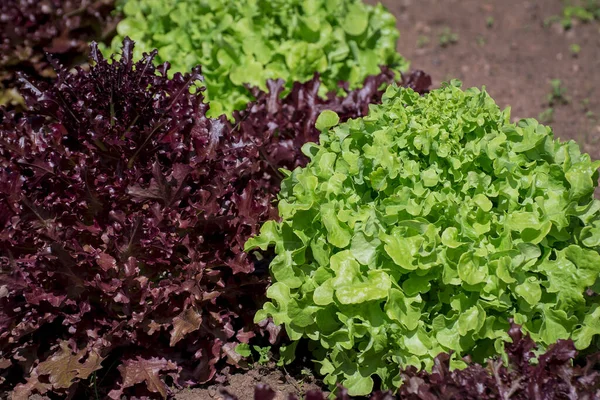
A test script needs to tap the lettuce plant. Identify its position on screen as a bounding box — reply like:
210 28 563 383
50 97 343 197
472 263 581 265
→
0 38 429 398
110 0 408 118
246 81 600 395
0 0 118 108
0 38 248 399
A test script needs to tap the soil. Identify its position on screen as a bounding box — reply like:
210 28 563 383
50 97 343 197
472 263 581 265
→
173 2 600 399
173 363 324 400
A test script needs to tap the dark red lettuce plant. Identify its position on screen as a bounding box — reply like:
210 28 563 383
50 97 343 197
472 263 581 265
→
0 38 431 398
0 38 264 399
0 0 118 108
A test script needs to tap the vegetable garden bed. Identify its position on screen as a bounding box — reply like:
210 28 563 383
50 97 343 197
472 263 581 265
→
1 0 600 399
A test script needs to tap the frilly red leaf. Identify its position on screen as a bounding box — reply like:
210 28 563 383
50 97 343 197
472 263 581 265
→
0 0 118 108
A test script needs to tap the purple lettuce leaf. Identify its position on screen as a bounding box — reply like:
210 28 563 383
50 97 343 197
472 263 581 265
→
0 0 119 109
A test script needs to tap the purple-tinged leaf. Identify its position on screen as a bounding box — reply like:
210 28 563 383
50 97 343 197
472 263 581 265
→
107 357 179 400
0 0 119 109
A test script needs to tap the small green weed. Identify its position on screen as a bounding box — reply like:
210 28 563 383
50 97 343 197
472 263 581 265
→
544 0 600 29
234 343 272 365
570 43 581 56
253 345 271 365
547 79 569 106
582 98 591 109
439 27 459 47
539 108 555 123
580 99 596 120
417 34 430 48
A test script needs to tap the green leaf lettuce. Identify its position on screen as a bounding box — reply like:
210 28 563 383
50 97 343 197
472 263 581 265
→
110 0 408 118
246 81 600 395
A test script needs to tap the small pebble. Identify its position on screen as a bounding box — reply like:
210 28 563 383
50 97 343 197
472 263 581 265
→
208 385 217 397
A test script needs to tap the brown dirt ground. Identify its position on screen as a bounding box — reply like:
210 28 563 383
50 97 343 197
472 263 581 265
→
173 363 324 400
170 1 600 399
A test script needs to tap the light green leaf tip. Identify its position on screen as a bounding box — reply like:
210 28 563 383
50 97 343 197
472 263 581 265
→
315 110 341 131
